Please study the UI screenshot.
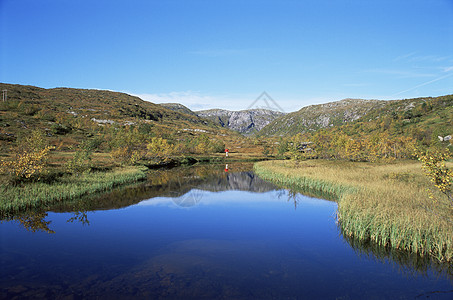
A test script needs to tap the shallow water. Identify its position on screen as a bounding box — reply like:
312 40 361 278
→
1 164 452 299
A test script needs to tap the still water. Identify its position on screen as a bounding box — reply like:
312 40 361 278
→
1 164 452 299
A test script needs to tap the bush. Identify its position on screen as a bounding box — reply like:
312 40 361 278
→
0 146 53 181
110 147 142 166
0 130 53 182
66 149 92 174
146 137 175 161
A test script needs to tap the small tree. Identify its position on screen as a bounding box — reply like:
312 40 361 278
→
417 149 453 207
110 146 142 166
416 149 453 224
0 130 53 182
146 137 175 161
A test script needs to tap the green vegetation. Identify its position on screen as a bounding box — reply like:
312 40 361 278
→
0 166 147 216
259 95 453 140
254 160 453 262
259 98 386 137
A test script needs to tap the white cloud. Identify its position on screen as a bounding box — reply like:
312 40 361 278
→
129 90 301 112
131 91 257 111
391 71 453 97
409 55 450 63
393 52 451 63
135 190 333 208
393 51 417 62
364 68 434 78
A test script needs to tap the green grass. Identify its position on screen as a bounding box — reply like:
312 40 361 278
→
0 166 147 216
254 160 453 262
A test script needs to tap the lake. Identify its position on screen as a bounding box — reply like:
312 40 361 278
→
1 164 452 299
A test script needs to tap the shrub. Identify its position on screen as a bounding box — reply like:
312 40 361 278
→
0 145 53 181
0 130 53 182
146 137 175 161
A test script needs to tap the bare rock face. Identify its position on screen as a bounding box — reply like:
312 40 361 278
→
196 109 285 135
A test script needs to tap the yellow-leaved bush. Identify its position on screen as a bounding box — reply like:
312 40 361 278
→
0 145 53 180
146 137 176 161
417 149 453 206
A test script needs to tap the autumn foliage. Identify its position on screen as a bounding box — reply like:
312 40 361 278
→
289 131 417 162
0 130 53 181
416 149 453 208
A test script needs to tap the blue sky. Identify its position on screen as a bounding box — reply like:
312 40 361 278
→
1 0 452 112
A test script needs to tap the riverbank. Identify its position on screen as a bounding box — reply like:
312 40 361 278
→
0 166 147 216
0 152 266 216
254 160 453 262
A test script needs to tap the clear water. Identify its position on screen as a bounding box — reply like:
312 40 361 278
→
1 164 452 299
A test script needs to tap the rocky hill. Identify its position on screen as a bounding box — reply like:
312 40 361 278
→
196 108 285 135
258 98 387 136
258 95 453 143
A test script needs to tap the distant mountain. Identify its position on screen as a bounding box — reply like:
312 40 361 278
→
196 108 285 135
159 103 197 116
258 98 387 136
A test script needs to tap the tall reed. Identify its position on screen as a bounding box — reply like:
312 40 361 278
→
254 160 453 262
0 166 147 215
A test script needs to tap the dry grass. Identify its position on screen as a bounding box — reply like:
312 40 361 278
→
254 159 453 262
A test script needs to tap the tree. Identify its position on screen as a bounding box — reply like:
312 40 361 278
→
0 130 53 181
416 149 453 224
146 137 176 161
417 149 453 207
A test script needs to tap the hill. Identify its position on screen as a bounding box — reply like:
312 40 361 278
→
159 103 198 116
196 108 285 135
258 98 386 136
259 95 453 145
0 83 239 152
338 95 453 146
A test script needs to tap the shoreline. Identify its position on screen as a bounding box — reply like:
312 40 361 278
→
0 166 148 216
0 155 266 216
254 160 453 263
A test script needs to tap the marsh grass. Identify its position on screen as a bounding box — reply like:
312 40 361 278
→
0 166 147 216
254 160 453 262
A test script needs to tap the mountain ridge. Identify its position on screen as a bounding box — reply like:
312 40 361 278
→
258 95 453 144
195 108 285 135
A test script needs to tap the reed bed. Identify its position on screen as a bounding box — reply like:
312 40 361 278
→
254 160 453 262
0 166 147 215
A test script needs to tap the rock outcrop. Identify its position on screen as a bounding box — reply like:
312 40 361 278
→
196 109 285 135
259 98 387 136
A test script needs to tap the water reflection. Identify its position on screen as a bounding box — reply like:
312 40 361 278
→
0 163 283 232
1 162 452 295
66 210 90 226
341 230 453 282
2 211 55 234
53 163 282 211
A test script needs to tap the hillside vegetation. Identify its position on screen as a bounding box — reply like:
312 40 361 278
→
0 83 221 148
259 96 453 146
159 103 198 116
259 98 386 136
0 83 262 156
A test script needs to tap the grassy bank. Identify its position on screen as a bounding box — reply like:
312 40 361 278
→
254 160 453 262
0 166 147 215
